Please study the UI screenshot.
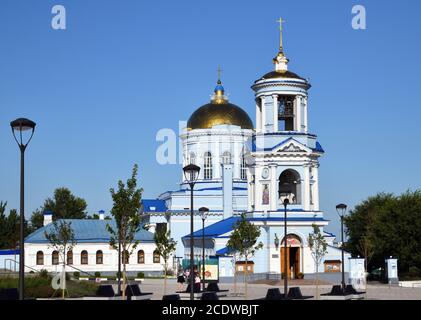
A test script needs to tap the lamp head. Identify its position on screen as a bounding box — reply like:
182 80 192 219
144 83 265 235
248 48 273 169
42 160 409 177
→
183 164 200 185
199 207 209 220
283 198 289 206
10 118 36 148
336 203 347 217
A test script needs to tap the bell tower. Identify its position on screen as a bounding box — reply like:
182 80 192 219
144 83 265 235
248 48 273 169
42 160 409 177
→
247 19 324 215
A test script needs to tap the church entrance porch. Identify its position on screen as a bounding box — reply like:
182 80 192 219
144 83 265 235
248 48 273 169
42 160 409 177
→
280 235 302 279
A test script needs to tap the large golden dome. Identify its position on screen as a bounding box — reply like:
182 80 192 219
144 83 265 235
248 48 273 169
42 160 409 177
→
187 80 253 130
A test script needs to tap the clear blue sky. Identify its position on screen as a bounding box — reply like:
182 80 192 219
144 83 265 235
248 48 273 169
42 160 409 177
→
1 0 420 236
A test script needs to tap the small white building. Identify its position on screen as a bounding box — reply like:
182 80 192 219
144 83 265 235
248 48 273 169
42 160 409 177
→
24 213 163 276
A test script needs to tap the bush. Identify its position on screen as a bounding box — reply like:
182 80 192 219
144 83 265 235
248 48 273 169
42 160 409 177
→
94 272 101 278
116 271 122 278
296 273 304 279
39 269 49 278
137 272 145 278
73 272 80 279
408 266 421 277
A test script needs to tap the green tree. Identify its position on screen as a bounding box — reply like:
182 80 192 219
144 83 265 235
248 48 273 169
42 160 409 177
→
0 202 30 249
44 220 76 299
29 188 88 231
107 164 143 298
153 227 177 295
345 191 421 275
308 223 328 299
227 214 263 299
30 208 44 231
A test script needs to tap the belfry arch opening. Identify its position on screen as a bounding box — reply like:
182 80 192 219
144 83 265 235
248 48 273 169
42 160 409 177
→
279 169 301 204
277 95 295 131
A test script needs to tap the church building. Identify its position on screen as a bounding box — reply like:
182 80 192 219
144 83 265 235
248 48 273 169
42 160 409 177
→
142 22 349 278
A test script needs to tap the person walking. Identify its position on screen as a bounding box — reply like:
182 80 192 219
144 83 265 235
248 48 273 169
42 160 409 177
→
177 270 186 291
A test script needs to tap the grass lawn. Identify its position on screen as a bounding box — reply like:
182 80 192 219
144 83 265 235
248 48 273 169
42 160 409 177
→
0 275 98 298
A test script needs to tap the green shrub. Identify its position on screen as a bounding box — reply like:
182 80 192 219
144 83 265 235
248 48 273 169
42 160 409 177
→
296 273 304 279
39 269 49 278
73 272 80 279
408 266 421 277
94 272 101 278
116 271 122 278
137 272 145 278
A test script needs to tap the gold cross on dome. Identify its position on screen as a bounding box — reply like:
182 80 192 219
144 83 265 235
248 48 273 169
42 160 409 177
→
276 17 286 51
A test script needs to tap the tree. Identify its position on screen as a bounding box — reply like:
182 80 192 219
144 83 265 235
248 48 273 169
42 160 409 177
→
345 191 421 276
0 201 30 250
308 223 328 299
107 164 143 298
44 220 76 299
29 187 88 231
227 214 263 299
153 227 177 295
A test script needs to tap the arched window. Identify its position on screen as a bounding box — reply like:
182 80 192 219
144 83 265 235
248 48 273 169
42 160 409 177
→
204 152 213 179
52 251 59 265
36 251 44 265
279 169 301 204
67 251 73 265
189 152 196 165
96 250 103 264
138 250 145 264
153 250 160 263
122 250 129 264
241 154 247 180
222 151 231 165
81 250 88 265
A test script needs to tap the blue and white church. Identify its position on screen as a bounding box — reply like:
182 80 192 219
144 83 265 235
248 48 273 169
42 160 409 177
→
141 24 349 278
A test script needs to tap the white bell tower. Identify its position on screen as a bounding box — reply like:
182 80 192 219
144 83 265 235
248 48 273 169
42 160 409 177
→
247 19 324 215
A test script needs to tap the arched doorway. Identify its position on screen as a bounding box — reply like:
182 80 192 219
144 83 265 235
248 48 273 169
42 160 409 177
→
279 169 301 204
280 234 302 279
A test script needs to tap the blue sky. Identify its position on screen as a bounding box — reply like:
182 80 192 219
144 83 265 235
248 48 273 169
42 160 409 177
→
0 0 420 236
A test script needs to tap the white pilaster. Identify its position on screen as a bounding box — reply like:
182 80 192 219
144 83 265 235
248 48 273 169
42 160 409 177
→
303 96 308 133
272 95 278 132
296 95 302 132
303 165 310 211
270 164 278 211
256 100 262 133
261 96 266 133
313 165 320 211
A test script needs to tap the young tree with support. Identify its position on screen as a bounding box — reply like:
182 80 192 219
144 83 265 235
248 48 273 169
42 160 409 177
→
107 164 143 298
227 214 263 299
308 223 328 299
44 220 76 299
154 227 177 295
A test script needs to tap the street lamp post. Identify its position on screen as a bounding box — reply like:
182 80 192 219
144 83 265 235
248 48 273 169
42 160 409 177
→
336 203 347 293
183 164 200 300
283 198 289 299
10 118 36 300
199 207 209 292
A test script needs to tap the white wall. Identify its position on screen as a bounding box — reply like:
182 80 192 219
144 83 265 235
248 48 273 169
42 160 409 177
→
25 242 163 274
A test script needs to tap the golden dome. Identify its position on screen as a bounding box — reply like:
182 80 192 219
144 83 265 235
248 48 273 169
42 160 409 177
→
187 80 253 130
256 70 304 82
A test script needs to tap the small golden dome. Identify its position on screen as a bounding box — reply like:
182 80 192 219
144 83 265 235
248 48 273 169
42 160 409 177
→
187 80 253 130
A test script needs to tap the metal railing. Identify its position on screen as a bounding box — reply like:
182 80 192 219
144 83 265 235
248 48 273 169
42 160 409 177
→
3 259 41 274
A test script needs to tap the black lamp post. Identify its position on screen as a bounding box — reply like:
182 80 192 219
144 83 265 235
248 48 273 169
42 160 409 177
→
336 203 347 292
199 207 209 291
283 198 289 299
10 118 36 300
183 164 200 300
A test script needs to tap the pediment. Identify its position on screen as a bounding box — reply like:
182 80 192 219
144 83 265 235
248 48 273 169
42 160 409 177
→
273 138 311 154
